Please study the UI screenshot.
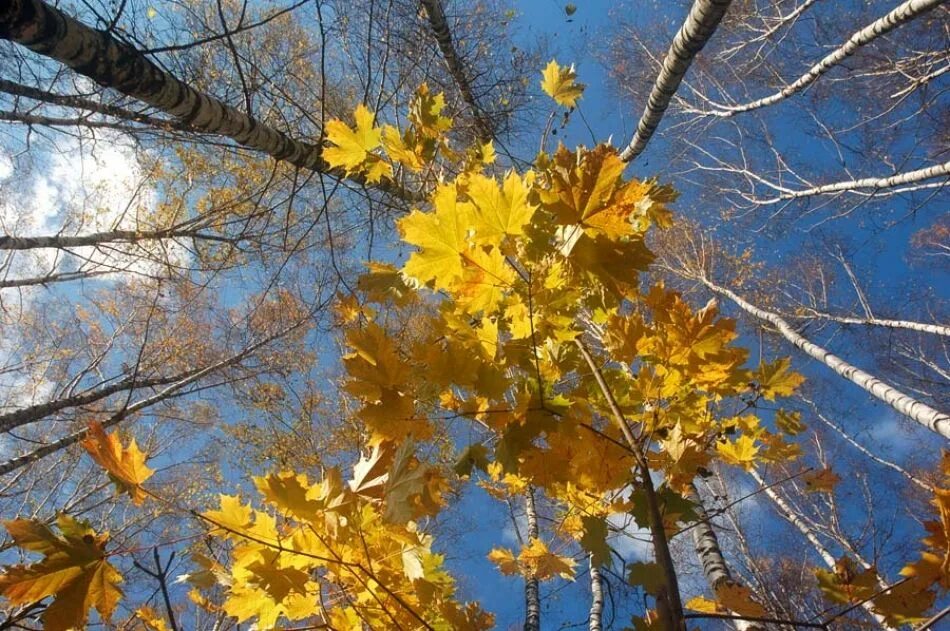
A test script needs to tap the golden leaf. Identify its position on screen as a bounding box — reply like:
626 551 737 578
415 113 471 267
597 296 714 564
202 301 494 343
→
81 421 154 505
540 60 585 107
0 516 123 631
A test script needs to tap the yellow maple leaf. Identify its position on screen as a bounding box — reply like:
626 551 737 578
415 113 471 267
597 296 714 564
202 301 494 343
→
136 606 170 631
518 538 576 580
399 184 475 289
715 583 767 617
323 104 391 182
0 516 123 631
408 83 452 137
540 60 585 107
755 357 805 400
685 595 718 614
716 435 759 469
81 421 154 505
487 547 520 575
467 171 537 246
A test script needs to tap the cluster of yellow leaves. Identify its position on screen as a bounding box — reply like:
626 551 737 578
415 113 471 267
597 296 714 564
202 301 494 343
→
685 582 767 619
187 446 487 630
327 75 808 602
488 538 576 580
0 516 122 631
81 421 154 505
324 83 494 184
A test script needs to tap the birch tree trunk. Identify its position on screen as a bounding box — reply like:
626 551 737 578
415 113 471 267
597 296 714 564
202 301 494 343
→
749 469 891 629
619 0 733 162
588 557 604 631
701 0 948 116
684 483 766 631
524 488 541 631
419 0 494 143
700 276 950 439
0 0 414 200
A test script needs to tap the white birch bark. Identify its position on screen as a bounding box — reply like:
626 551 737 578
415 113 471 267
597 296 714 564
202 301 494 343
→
0 0 415 200
796 310 950 338
747 161 950 205
698 0 948 117
700 276 950 439
619 0 733 162
588 557 603 631
524 488 541 631
749 469 892 628
685 483 767 631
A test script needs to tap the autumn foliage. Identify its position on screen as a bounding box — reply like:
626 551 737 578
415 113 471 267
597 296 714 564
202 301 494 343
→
0 62 946 631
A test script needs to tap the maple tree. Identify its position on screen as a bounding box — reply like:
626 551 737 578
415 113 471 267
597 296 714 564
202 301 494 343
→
0 1 946 630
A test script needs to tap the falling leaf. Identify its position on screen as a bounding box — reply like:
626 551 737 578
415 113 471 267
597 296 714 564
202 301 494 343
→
540 60 585 108
81 421 154 505
804 468 841 493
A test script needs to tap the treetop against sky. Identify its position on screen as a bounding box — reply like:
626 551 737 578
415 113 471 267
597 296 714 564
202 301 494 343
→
0 0 946 629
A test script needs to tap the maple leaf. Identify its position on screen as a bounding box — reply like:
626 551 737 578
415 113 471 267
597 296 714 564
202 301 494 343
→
715 583 767 617
755 357 805 400
357 262 415 306
323 104 391 182
519 538 576 580
408 83 453 137
488 539 575 580
776 409 805 435
579 515 611 567
384 441 446 523
803 467 841 493
81 421 154 505
223 547 315 628
815 557 879 605
716 436 759 469
399 184 474 289
454 443 490 477
255 471 322 519
467 171 536 246
0 516 123 631
349 441 394 498
540 60 585 107
136 606 170 631
628 562 664 595
487 547 519 575
684 595 718 614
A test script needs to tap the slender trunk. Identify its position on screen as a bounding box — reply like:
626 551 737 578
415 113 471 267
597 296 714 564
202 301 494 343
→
702 0 947 116
0 229 229 251
0 269 125 288
749 469 891 628
804 399 933 492
0 0 415 201
418 0 493 143
574 338 686 629
524 488 541 631
619 0 733 162
684 483 767 631
0 372 190 434
588 556 604 631
751 161 950 205
796 309 950 338
700 276 950 439
0 78 191 131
